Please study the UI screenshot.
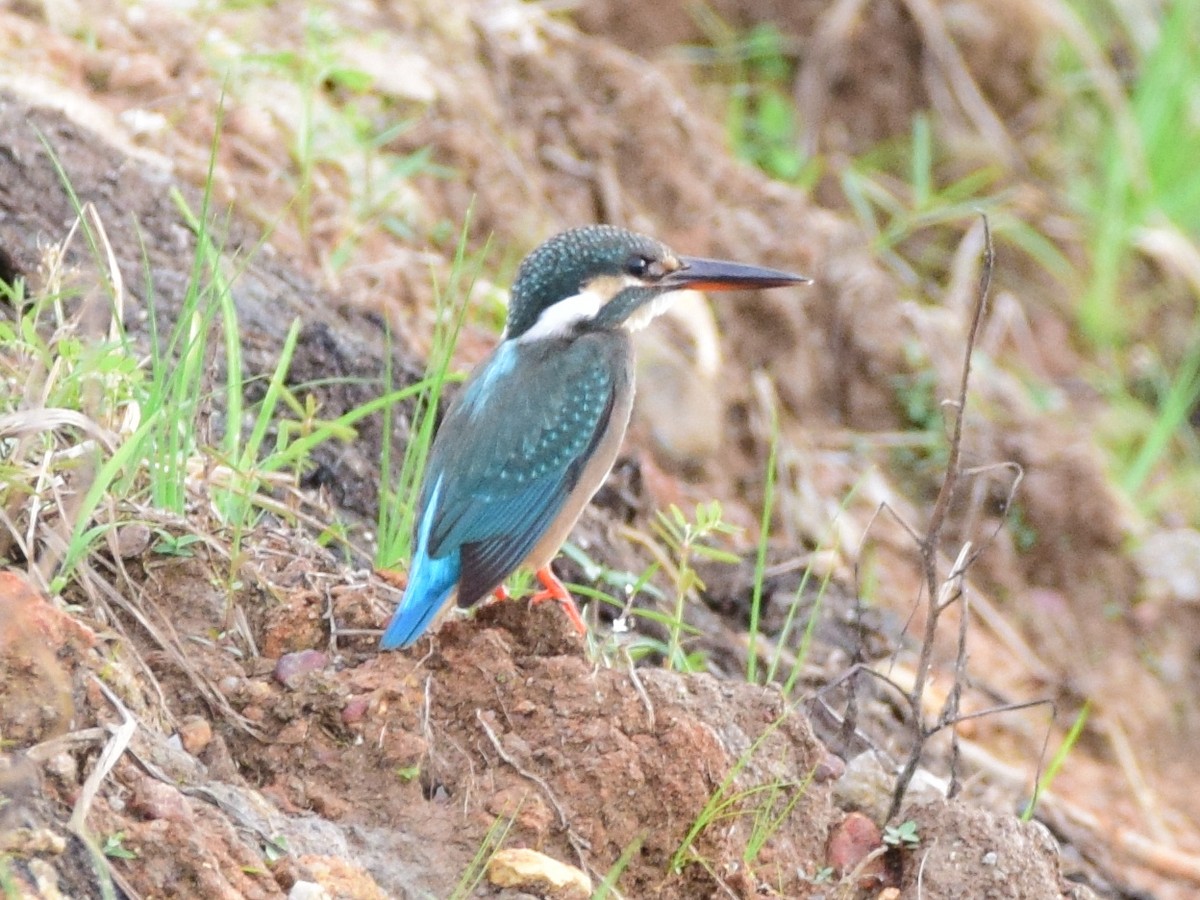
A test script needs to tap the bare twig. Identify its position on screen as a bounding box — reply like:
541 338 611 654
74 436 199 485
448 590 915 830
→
835 845 889 899
794 0 873 156
899 0 1020 167
70 677 137 832
623 647 656 731
940 544 972 798
887 216 994 821
475 708 570 830
475 708 594 875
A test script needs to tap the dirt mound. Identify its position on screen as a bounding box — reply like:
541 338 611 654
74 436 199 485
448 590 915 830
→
2 560 1089 898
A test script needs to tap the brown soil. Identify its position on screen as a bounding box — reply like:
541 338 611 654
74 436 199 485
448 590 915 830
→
2 0 1198 897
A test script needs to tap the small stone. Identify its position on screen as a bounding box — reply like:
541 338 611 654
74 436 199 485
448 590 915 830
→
833 751 893 822
177 716 212 756
487 848 591 899
1137 528 1200 605
813 750 846 783
246 680 273 701
110 523 151 558
982 850 998 866
288 882 330 900
45 751 77 784
274 650 328 689
826 812 886 889
131 777 193 825
341 696 370 725
486 788 554 842
107 53 171 93
277 719 309 745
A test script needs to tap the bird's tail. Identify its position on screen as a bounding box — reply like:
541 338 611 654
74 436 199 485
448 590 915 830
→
380 548 459 650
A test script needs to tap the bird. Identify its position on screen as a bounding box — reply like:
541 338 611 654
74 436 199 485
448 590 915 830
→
380 224 808 650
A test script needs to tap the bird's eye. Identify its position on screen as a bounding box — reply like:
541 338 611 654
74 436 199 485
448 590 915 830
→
626 255 661 279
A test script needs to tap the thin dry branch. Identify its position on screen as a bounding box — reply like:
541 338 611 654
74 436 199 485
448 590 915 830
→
899 0 1020 167
887 215 994 820
70 677 137 832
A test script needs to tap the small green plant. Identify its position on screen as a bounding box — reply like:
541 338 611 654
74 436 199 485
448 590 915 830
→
592 833 645 899
0 202 152 590
763 477 865 700
649 501 739 673
1051 2 1200 511
684 13 819 188
101 832 138 860
228 8 449 251
488 506 730 673
0 855 17 895
151 531 206 558
891 341 943 434
448 811 517 900
882 819 920 850
671 713 813 874
262 835 289 864
742 779 808 865
697 17 1067 284
1022 700 1091 821
806 865 834 884
841 114 1069 286
885 340 953 498
11 129 451 600
1060 0 1200 348
723 24 808 183
395 764 421 783
745 412 779 684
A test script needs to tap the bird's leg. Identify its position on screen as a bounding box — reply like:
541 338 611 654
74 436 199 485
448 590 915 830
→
530 566 587 635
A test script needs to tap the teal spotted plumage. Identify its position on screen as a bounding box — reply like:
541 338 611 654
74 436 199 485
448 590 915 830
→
427 330 630 607
381 226 806 649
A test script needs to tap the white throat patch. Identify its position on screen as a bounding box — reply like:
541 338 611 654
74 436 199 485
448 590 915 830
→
515 289 605 342
512 274 676 341
622 292 675 332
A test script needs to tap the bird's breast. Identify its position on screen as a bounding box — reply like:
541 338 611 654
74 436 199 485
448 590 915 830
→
521 332 635 570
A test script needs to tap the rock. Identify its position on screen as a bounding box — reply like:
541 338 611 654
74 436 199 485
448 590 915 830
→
177 715 212 756
130 776 193 825
288 882 329 900
110 523 152 558
274 650 328 689
1136 528 1200 606
813 749 847 783
833 750 894 822
834 751 945 822
826 811 888 888
341 696 370 725
486 848 591 899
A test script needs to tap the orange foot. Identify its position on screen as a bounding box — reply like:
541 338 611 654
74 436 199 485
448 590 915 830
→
487 584 512 604
529 566 587 636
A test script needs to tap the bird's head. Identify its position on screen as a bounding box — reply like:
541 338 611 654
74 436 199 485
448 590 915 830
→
503 225 807 342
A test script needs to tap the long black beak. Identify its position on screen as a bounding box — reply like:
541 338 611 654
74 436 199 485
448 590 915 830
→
663 256 810 292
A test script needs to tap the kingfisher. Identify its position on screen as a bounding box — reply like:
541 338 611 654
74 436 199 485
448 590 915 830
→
380 225 807 650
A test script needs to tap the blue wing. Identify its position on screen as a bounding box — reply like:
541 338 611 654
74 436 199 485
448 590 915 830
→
381 332 629 649
430 335 625 603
